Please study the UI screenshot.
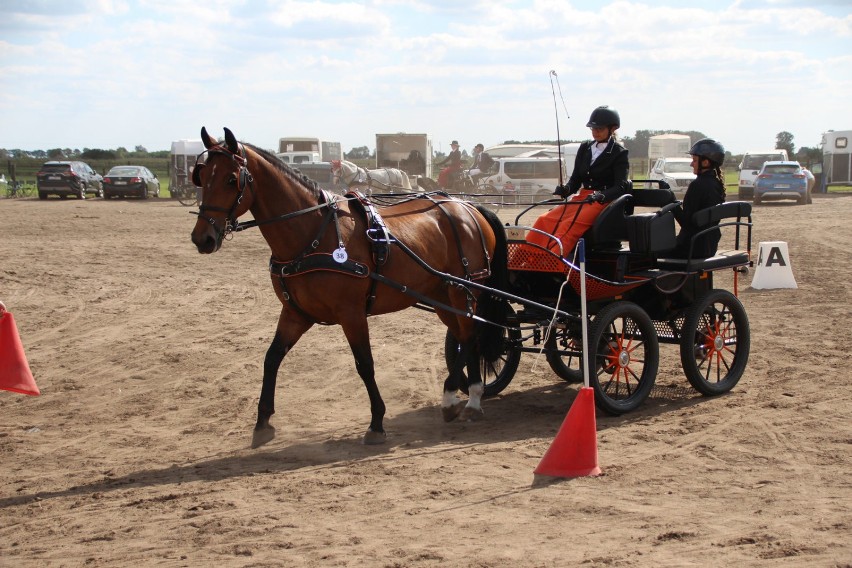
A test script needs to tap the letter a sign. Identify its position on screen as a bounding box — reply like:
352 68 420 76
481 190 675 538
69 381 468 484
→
758 246 787 267
751 241 797 289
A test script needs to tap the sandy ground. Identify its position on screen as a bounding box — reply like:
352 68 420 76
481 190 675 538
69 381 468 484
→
0 193 850 568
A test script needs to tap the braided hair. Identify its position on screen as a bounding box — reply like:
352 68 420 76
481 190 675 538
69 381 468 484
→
712 166 726 199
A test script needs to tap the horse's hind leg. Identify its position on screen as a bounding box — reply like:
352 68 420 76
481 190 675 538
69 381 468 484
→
460 343 485 422
442 339 470 422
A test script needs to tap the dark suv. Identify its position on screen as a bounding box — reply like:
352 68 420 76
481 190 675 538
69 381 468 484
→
36 161 103 199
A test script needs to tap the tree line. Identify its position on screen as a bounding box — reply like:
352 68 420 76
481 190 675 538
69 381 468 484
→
1 130 824 174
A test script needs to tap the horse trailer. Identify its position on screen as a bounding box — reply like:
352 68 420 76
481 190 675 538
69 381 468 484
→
277 137 342 163
170 139 206 199
375 133 432 181
822 130 852 186
647 134 691 173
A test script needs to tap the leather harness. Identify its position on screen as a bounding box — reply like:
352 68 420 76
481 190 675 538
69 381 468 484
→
269 190 491 325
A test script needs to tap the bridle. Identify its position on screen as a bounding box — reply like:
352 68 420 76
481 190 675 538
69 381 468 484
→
192 143 254 245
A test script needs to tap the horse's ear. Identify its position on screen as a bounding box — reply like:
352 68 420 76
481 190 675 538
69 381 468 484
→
223 128 239 153
201 126 216 149
330 159 340 169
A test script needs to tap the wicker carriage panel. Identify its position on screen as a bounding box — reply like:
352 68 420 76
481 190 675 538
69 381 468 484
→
508 242 649 300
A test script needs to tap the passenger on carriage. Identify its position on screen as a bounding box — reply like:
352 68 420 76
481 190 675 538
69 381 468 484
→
437 140 463 189
526 106 630 256
667 138 727 258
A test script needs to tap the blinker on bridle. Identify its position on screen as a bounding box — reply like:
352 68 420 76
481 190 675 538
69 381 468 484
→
192 143 254 244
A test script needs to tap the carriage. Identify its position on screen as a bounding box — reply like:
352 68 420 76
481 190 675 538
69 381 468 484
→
445 188 752 415
190 128 752 447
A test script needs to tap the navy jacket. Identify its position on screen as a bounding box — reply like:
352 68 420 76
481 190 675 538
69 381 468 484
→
671 169 726 258
556 138 630 201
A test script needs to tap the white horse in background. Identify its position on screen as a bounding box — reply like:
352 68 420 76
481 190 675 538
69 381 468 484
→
330 159 412 194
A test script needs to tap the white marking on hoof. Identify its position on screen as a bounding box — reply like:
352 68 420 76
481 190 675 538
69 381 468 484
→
442 390 461 408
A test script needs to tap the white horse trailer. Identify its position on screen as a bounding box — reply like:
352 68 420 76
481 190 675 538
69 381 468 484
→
822 130 852 186
648 134 691 173
375 133 432 180
170 139 206 198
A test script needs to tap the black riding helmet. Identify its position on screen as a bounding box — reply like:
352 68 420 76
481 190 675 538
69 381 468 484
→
688 138 726 167
586 106 620 128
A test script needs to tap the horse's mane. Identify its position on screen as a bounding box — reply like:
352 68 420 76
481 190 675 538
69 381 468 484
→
243 142 322 199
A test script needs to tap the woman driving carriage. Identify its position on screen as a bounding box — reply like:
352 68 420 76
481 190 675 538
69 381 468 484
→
526 105 630 255
668 138 727 258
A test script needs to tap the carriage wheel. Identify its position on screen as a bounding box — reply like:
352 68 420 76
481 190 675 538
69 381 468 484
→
444 315 521 398
544 329 584 383
679 289 750 396
587 301 659 415
177 187 199 207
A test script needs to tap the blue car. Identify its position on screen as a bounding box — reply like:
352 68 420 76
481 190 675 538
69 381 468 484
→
753 161 810 205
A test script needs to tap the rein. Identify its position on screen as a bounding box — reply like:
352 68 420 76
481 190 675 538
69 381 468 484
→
195 146 506 324
193 143 364 237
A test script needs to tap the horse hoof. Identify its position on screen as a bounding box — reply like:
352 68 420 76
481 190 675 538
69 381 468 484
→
442 400 467 423
363 429 387 445
460 406 485 422
251 425 276 449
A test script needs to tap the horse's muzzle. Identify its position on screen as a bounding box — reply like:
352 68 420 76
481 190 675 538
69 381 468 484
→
191 225 220 254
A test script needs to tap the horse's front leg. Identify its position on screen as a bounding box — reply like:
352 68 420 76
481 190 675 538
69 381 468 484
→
340 315 386 445
252 312 311 449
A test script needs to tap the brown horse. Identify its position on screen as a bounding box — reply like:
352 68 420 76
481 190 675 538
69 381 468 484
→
190 127 508 447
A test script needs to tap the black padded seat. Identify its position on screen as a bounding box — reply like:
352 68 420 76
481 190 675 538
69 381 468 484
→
631 188 676 208
655 201 753 270
582 193 633 250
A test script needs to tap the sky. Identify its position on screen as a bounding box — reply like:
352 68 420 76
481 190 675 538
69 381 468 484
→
1 0 850 156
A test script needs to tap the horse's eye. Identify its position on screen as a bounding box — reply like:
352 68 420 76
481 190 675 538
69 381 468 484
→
227 174 238 185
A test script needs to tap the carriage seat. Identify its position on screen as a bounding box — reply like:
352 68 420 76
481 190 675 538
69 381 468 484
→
631 187 677 208
656 201 753 271
582 188 677 252
582 193 633 250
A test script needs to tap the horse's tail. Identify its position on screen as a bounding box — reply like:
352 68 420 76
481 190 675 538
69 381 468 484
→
473 205 509 363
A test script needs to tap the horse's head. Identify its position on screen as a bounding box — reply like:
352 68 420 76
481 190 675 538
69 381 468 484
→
330 159 342 183
190 127 255 254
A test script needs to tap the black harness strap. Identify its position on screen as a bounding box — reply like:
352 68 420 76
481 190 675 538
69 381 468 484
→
270 254 369 278
345 190 398 315
417 193 473 280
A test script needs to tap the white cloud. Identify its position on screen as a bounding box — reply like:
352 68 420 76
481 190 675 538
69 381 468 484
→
0 0 849 154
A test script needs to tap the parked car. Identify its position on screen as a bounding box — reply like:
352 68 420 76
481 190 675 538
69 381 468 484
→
648 157 696 197
479 156 566 203
754 161 810 205
484 143 554 158
103 166 160 199
36 161 103 199
737 149 788 200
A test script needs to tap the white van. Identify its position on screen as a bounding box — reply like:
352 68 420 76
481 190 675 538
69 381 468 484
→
649 157 696 197
480 156 567 203
738 149 788 200
484 143 553 158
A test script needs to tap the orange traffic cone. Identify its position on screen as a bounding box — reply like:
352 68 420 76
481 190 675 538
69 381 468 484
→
0 310 39 396
534 386 600 477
